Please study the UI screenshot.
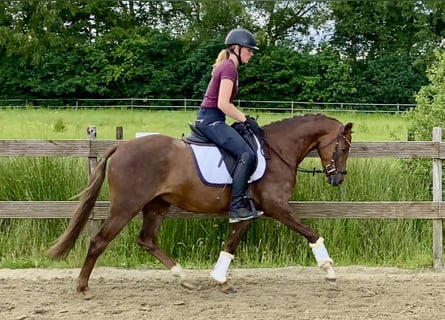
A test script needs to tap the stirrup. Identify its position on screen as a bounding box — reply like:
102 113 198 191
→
247 197 263 218
229 206 263 224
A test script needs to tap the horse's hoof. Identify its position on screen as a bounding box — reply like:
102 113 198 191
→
180 279 197 290
78 287 95 300
325 278 338 289
219 281 238 294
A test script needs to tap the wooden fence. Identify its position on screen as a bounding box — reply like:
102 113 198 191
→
0 127 444 269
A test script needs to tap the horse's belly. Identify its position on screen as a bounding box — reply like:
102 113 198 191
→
162 190 230 214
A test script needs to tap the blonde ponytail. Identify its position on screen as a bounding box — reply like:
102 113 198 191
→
211 48 231 74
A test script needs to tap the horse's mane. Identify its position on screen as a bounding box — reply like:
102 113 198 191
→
263 113 340 130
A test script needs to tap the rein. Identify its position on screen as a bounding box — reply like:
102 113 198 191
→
296 167 324 175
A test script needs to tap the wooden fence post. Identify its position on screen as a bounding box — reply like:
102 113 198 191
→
87 126 97 175
116 126 123 140
87 126 100 237
432 127 443 270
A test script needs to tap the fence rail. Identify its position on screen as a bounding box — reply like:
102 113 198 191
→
0 140 442 158
0 201 443 220
0 98 416 114
0 130 443 269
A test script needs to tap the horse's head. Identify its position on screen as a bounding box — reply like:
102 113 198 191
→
317 122 353 186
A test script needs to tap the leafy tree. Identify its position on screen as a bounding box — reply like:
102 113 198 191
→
0 0 441 106
247 0 329 47
178 39 223 99
168 0 251 42
240 45 360 104
102 27 185 98
328 0 437 103
404 48 445 184
360 54 427 104
297 46 359 103
407 49 445 140
330 0 419 60
240 46 305 102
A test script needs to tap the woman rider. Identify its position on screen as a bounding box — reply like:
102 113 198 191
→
195 28 263 223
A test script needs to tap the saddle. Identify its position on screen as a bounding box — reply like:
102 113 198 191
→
183 122 266 186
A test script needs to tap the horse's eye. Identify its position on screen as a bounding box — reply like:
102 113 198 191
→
341 147 347 152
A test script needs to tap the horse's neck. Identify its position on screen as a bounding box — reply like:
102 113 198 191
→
296 120 337 152
264 126 317 169
294 131 320 165
265 118 335 168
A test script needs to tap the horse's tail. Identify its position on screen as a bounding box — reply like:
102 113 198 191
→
46 145 118 260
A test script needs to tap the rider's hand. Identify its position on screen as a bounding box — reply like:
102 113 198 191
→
244 116 262 136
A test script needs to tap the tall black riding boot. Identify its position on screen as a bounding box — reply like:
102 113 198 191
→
229 152 264 223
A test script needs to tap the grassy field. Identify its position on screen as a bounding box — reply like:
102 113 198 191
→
0 108 435 270
0 108 408 141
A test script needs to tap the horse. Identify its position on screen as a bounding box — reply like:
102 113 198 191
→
46 113 353 300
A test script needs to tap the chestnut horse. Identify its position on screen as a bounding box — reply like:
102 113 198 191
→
47 113 353 299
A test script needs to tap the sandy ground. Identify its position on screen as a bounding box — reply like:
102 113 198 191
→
0 266 444 320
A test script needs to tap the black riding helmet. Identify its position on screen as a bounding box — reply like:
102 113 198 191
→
225 28 259 50
225 28 258 65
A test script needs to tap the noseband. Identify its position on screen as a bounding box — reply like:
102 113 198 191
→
318 125 352 176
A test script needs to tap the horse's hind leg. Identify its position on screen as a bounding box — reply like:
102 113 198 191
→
77 205 138 299
137 200 196 290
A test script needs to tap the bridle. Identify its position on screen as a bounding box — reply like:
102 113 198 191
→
264 125 351 176
316 125 352 176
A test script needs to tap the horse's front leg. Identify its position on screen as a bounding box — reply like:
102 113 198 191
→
210 220 251 293
269 204 336 284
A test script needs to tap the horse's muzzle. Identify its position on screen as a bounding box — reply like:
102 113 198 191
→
326 172 345 186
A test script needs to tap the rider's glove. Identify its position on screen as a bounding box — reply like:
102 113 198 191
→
244 116 263 137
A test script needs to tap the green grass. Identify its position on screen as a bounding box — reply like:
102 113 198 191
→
0 108 409 141
0 108 436 270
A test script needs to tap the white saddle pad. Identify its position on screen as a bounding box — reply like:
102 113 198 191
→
189 136 266 186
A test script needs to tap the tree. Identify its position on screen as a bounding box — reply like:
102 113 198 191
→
167 0 251 42
178 39 222 99
404 48 445 181
328 0 436 103
407 49 445 140
102 27 186 98
360 54 427 104
0 0 439 105
239 46 304 102
247 0 329 47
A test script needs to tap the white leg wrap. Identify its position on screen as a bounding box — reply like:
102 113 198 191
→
309 237 333 266
210 251 234 283
171 264 186 279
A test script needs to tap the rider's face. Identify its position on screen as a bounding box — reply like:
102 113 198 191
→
240 47 254 64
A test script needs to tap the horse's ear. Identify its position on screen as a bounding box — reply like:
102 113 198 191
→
344 122 353 134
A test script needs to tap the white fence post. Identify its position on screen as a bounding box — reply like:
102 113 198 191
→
432 127 443 270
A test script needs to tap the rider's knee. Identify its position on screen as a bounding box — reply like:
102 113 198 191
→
239 150 256 165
